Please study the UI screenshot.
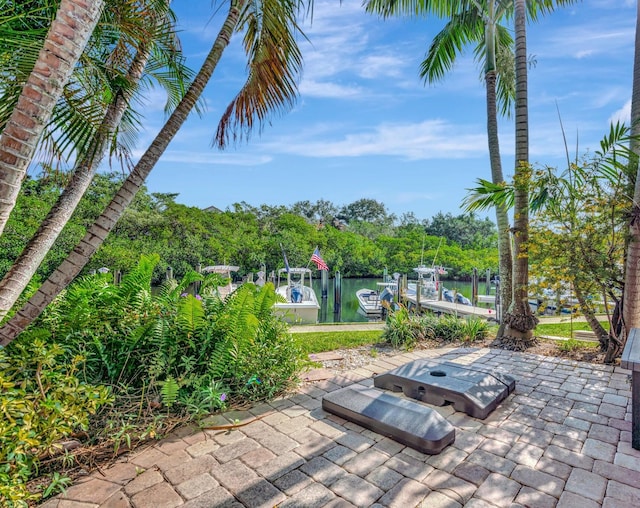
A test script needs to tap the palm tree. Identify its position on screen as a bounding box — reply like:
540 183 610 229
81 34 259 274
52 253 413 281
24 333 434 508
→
620 1 640 359
502 0 537 346
0 1 189 320
0 0 309 346
411 1 516 332
365 0 575 337
0 0 105 237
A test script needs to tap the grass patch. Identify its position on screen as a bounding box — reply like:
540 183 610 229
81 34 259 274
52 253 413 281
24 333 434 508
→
557 338 600 352
291 330 385 355
535 321 608 338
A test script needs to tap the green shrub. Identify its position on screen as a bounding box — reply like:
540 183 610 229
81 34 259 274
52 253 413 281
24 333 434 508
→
0 337 112 506
41 254 304 410
383 309 490 347
383 306 423 348
460 317 490 342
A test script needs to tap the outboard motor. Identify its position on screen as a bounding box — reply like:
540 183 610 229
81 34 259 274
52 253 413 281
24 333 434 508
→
379 287 394 304
291 285 303 303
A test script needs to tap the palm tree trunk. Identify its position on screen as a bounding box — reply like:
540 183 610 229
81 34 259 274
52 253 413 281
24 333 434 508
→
484 3 511 336
502 0 538 347
622 1 640 343
0 46 151 321
487 72 513 335
0 0 246 347
0 0 104 237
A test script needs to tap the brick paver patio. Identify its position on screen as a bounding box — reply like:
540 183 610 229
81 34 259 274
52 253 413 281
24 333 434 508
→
40 347 640 507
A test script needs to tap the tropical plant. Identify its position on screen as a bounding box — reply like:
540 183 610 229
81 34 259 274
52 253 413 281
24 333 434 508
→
0 0 105 237
40 254 303 406
0 336 111 506
0 0 311 346
0 0 194 322
383 305 422 348
366 0 576 341
465 123 634 359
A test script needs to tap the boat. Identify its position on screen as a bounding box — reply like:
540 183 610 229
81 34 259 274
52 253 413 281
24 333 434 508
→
406 265 445 301
273 267 320 324
202 264 239 297
356 282 396 316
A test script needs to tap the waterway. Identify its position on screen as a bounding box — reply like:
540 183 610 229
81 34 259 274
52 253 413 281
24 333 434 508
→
312 277 494 324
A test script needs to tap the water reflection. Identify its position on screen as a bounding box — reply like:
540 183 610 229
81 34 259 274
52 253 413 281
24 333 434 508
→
312 278 478 324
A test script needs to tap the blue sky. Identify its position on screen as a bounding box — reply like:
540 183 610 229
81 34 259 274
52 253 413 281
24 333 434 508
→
136 0 635 222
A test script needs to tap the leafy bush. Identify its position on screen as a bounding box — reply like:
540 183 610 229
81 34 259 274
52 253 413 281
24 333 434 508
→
41 254 304 410
0 337 111 506
382 306 423 348
383 309 490 347
0 255 301 499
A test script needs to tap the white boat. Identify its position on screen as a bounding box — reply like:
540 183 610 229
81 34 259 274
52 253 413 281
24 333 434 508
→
406 265 444 301
356 282 396 316
274 267 320 324
202 264 239 297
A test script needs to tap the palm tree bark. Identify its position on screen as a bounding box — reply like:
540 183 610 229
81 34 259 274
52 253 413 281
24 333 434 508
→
484 7 512 334
0 0 246 347
487 70 513 333
0 46 151 321
502 0 538 347
621 0 640 354
0 0 104 237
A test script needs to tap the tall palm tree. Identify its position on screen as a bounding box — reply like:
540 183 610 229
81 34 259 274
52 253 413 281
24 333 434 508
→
365 0 574 337
0 0 309 346
620 1 640 358
0 0 105 237
502 0 537 346
401 1 516 331
0 1 189 320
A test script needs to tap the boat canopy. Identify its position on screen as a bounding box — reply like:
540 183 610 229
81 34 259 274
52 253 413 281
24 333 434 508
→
277 267 312 275
202 265 239 274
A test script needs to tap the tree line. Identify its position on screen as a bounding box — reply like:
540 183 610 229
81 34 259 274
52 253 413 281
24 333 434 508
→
1 174 499 285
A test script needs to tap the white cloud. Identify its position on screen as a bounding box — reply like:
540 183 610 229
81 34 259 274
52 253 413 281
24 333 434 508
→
133 149 272 166
263 120 487 160
299 80 364 98
609 99 632 125
535 23 634 60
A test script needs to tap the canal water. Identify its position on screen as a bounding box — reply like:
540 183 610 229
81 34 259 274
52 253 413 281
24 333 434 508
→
312 277 491 324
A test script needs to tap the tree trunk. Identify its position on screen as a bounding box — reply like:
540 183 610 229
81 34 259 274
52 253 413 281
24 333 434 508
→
486 69 512 335
0 0 104 237
573 284 608 346
484 6 512 336
501 0 538 348
605 298 625 363
0 46 151 321
0 0 246 347
622 1 640 345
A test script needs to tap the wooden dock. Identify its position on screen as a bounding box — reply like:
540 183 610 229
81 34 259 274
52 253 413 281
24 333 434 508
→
403 294 497 320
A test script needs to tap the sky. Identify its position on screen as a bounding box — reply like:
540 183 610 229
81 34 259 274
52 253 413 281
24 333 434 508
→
133 0 636 222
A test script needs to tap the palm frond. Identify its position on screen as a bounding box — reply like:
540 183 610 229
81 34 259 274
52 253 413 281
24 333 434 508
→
594 122 635 181
215 0 308 148
463 178 514 213
364 0 466 18
420 11 483 83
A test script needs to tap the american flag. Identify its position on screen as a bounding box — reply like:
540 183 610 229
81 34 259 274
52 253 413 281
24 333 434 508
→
310 248 329 271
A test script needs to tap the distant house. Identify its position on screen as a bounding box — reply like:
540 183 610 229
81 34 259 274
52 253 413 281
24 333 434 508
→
203 205 222 213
